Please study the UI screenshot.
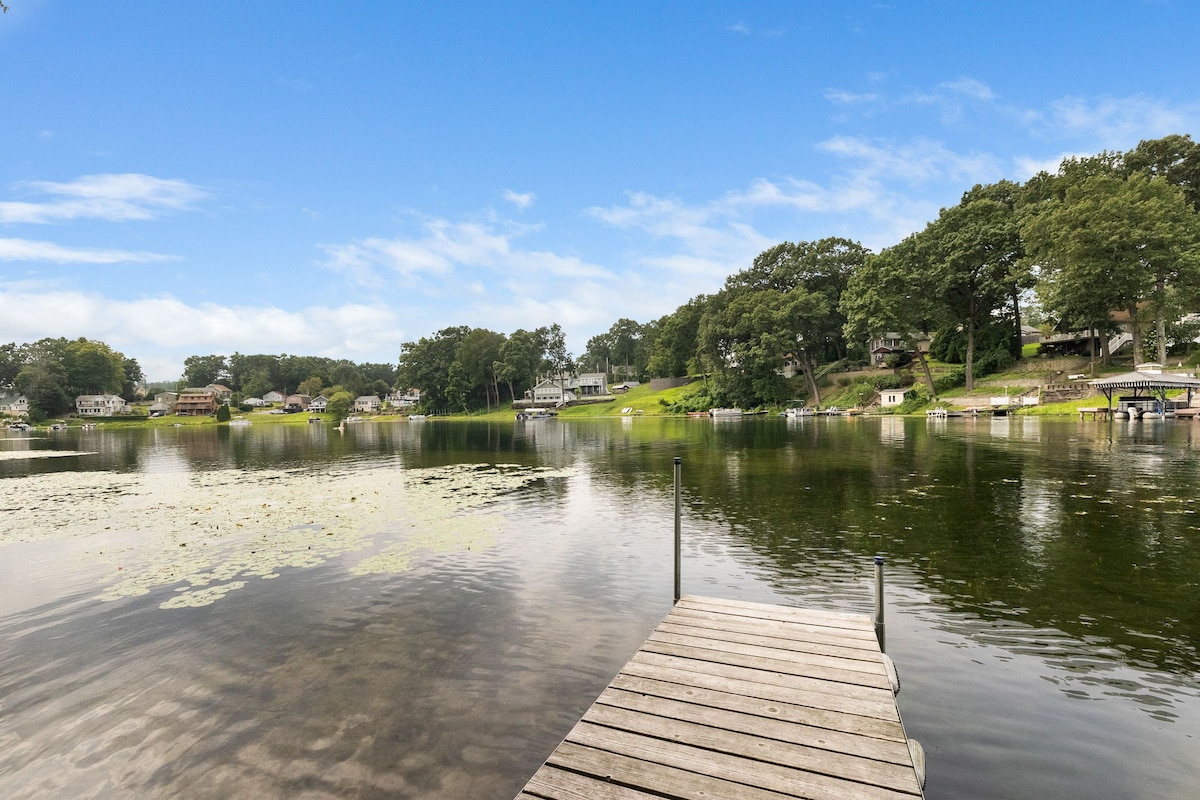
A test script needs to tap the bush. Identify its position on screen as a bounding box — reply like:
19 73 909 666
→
883 352 913 369
975 347 1015 376
933 369 965 394
872 374 903 390
215 404 231 422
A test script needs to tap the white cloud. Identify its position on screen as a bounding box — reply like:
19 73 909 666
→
0 173 206 224
1027 95 1192 148
502 189 535 209
0 283 405 381
823 89 879 106
941 77 995 101
320 216 612 286
0 238 178 264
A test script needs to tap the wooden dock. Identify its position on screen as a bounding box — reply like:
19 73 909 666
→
516 594 925 800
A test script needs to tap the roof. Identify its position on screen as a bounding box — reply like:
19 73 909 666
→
1088 371 1200 390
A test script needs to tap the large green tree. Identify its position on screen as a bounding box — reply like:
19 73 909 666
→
921 182 1027 390
398 326 471 413
841 235 940 396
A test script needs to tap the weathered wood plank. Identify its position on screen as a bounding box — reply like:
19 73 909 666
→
564 723 920 800
519 764 664 800
599 678 909 751
658 617 883 661
648 629 887 676
639 638 894 691
625 652 902 720
668 605 880 645
544 741 803 800
580 703 922 792
678 595 876 630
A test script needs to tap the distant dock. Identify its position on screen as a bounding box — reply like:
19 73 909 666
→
516 594 925 799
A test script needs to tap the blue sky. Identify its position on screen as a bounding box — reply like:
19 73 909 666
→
2 1 1199 380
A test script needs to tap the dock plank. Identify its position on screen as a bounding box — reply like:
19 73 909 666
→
515 596 924 799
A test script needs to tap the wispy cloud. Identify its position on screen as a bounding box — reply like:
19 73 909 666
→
0 237 178 264
1025 95 1192 148
0 173 206 224
941 77 995 101
823 89 879 106
502 189 535 210
319 215 612 287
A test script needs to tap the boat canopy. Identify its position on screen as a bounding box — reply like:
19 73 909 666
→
1088 371 1200 408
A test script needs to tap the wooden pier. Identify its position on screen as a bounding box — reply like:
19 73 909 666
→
516 594 925 800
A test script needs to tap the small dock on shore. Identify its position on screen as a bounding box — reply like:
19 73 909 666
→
516 594 925 800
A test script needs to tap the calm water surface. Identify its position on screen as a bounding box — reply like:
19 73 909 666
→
1 416 1198 799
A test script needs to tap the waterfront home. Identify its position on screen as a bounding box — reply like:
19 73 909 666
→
308 395 328 412
154 391 179 408
529 379 576 407
206 384 233 402
571 372 609 397
75 394 130 416
175 388 219 416
284 394 311 412
880 388 910 407
263 390 285 404
387 389 421 408
0 393 30 418
354 395 382 413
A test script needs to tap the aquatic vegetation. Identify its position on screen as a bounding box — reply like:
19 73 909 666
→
0 462 573 609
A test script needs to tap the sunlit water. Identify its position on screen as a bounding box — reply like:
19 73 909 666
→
1 416 1198 799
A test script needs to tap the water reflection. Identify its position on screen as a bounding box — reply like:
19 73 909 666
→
1 417 1199 799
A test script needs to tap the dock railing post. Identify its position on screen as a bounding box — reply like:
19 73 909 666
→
874 555 885 653
674 457 682 603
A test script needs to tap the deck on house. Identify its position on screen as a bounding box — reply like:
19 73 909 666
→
515 594 924 800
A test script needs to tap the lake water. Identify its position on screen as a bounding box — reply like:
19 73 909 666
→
1 416 1198 799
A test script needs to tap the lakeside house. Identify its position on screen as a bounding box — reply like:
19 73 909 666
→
76 394 131 416
175 388 219 416
529 379 576 407
206 384 233 403
387 389 421 408
284 394 311 412
308 395 328 412
354 395 382 413
573 372 609 397
0 393 30 418
880 388 911 408
263 390 285 404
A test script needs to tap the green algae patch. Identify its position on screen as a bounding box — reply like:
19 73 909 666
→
1 462 572 609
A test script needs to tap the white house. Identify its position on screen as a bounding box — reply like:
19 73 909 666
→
880 388 910 408
387 389 421 408
76 394 129 416
570 373 609 396
530 379 576 407
308 395 328 412
263 390 285 404
0 393 30 417
354 395 382 413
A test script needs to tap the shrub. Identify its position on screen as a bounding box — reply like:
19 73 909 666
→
933 369 965 394
872 374 903 390
215 404 232 422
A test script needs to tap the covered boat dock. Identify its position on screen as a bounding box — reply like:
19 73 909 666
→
1088 370 1200 416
